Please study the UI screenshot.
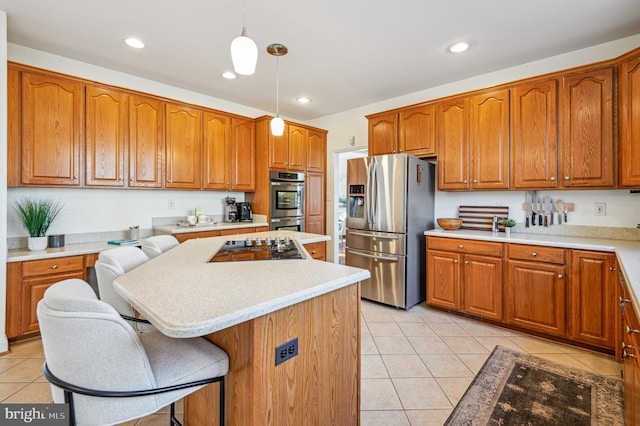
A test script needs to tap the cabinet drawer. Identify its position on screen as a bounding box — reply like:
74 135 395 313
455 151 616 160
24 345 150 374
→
22 256 84 277
507 244 565 264
427 237 502 257
304 242 326 260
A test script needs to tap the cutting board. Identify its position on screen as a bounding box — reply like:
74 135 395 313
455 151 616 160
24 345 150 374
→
458 206 509 231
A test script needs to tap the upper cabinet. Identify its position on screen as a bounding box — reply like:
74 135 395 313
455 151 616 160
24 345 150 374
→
307 128 327 173
268 123 306 171
202 112 231 190
367 106 436 158
510 79 558 189
128 95 164 188
437 98 469 190
85 85 128 187
165 103 202 189
21 71 83 186
559 67 614 188
229 117 256 191
619 51 640 188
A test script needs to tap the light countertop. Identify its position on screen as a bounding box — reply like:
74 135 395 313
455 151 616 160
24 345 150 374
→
113 231 367 338
425 228 640 316
154 219 268 235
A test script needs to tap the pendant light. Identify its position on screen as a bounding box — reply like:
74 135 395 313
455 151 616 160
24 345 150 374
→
230 0 257 75
267 43 287 136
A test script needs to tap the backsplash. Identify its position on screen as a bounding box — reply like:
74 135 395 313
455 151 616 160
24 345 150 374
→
508 224 640 241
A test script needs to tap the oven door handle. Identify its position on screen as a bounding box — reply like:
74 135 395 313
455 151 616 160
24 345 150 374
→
347 249 399 262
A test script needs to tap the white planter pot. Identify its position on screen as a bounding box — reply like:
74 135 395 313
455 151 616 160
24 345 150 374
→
28 236 48 251
505 228 511 237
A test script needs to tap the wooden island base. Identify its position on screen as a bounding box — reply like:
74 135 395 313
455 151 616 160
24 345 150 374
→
184 283 361 425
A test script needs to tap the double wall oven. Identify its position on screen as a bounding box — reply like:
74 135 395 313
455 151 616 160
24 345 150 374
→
269 171 305 232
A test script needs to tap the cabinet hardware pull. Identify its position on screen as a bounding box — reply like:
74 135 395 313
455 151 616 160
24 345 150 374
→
463 180 468 184
623 342 635 350
564 176 570 180
453 260 459 264
464 260 469 265
458 245 464 249
610 266 617 272
130 178 134 182
532 252 538 257
550 177 556 181
620 297 631 304
311 250 317 254
557 274 563 279
51 265 58 269
623 350 636 359
626 325 640 334
473 179 478 183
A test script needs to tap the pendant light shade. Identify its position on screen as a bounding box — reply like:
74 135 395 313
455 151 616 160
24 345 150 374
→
267 43 288 137
270 116 285 136
231 27 258 75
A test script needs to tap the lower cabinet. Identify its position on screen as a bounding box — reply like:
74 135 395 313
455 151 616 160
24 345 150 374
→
426 237 503 320
303 242 326 261
7 256 87 340
621 272 640 425
174 226 270 243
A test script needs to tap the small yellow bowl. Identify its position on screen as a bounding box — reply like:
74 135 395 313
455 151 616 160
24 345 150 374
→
437 218 463 230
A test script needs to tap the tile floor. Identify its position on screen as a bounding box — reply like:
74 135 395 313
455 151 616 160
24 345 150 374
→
0 300 623 425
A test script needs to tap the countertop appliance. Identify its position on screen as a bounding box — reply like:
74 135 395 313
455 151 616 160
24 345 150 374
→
208 237 305 262
345 153 434 309
224 196 238 223
269 171 305 231
237 202 253 222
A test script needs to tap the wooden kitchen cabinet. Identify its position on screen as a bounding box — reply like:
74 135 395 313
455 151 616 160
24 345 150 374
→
437 98 470 190
165 103 202 189
569 250 617 350
619 51 640 188
367 111 398 156
621 273 640 425
6 256 87 340
506 244 566 337
559 67 615 188
399 104 437 157
510 79 558 189
306 172 325 235
21 70 83 186
268 123 306 172
230 118 256 191
202 112 231 190
426 237 503 320
128 95 164 188
85 85 128 187
7 67 21 187
303 242 326 261
306 128 327 173
470 89 510 190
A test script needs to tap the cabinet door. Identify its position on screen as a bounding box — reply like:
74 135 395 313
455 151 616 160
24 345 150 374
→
437 98 469 190
463 254 503 320
287 124 307 171
510 80 558 189
619 54 640 187
559 67 614 188
307 129 326 173
231 118 255 191
470 89 510 190
368 112 397 156
85 86 127 187
306 172 325 235
21 72 83 186
303 242 326 261
506 260 565 336
570 250 616 349
22 271 85 335
268 124 289 170
399 104 436 157
427 250 461 310
203 112 231 190
7 66 20 187
165 103 202 189
129 95 164 188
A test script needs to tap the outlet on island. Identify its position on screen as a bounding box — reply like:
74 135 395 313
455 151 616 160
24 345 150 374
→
275 337 299 366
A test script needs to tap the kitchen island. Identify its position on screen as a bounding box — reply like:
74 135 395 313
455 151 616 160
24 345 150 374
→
113 231 369 425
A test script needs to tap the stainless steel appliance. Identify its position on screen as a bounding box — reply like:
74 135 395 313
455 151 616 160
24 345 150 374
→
345 153 434 309
208 237 306 262
224 196 238 223
270 171 305 231
237 202 253 222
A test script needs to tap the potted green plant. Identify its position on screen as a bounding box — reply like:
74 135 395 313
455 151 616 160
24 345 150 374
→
13 197 64 251
500 218 516 237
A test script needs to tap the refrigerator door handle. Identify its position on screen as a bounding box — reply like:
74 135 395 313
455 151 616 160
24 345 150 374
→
348 231 400 240
365 162 372 224
370 162 378 224
347 248 399 262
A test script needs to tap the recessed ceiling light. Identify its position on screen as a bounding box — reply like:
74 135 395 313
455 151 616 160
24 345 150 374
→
125 38 145 49
448 41 470 53
222 71 237 80
296 97 312 104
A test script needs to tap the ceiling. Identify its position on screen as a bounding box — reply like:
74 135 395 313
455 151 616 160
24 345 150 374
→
1 0 639 121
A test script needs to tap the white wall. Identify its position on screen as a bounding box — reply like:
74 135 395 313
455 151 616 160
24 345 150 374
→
309 34 640 261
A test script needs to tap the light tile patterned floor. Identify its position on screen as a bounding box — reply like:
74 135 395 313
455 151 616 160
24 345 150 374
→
0 300 623 425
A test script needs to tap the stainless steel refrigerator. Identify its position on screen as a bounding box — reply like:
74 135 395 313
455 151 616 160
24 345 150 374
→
345 153 434 309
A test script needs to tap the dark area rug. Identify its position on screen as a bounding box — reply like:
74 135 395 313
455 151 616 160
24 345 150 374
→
445 345 623 425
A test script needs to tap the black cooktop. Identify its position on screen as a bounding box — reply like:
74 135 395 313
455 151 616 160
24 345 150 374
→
208 237 306 262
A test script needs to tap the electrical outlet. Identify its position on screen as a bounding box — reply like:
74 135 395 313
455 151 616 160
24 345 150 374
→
275 337 298 366
168 199 175 210
594 202 606 216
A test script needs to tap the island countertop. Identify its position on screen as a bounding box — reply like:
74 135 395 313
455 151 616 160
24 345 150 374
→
113 231 369 338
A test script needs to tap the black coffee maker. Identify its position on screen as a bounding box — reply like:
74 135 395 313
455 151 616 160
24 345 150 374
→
237 202 253 222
